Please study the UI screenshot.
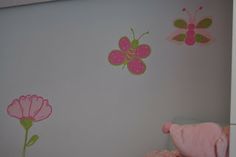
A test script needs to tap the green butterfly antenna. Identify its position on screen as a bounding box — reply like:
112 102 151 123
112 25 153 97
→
130 28 149 40
130 28 136 40
138 31 149 40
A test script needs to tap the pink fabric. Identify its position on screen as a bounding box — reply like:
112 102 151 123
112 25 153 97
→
7 95 52 122
162 122 228 157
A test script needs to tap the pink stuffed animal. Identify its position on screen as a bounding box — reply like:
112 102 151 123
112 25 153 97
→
162 122 229 157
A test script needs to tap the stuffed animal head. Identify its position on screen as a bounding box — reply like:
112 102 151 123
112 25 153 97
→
162 122 229 157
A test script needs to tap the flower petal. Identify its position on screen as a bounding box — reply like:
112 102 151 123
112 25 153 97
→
119 36 131 51
7 99 23 119
135 44 151 58
19 95 32 117
29 95 44 118
33 99 52 122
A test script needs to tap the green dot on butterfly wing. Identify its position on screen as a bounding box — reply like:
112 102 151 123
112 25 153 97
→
174 19 187 29
195 33 210 43
173 34 186 41
196 18 212 28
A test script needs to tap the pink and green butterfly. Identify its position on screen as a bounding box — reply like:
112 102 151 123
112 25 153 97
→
108 28 151 75
170 6 213 46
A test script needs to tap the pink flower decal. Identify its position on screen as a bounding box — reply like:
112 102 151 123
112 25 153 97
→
7 95 52 122
108 28 151 75
7 95 52 157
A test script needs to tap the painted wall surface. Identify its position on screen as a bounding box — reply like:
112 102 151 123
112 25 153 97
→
0 0 232 157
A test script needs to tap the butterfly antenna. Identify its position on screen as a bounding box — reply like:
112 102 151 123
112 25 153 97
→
193 6 203 21
138 31 149 40
182 7 193 22
130 28 136 40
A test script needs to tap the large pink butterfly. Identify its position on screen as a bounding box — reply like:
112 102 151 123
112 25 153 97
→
170 6 212 46
108 28 151 75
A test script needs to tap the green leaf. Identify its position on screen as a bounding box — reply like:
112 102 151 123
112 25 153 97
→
174 19 187 29
196 18 212 28
26 135 39 147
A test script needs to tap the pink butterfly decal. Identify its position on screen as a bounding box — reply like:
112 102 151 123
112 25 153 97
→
170 6 213 46
108 28 151 75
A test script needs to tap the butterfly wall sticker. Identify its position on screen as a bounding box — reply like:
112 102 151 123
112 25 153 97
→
108 28 151 75
170 6 213 46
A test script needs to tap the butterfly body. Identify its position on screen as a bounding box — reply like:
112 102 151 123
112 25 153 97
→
185 23 196 45
171 7 212 46
108 28 151 75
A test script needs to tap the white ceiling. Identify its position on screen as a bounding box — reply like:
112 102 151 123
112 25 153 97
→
0 0 56 8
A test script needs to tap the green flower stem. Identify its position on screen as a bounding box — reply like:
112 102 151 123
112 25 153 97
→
20 119 33 157
22 128 29 157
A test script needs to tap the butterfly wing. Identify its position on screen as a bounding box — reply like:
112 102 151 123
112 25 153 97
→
173 34 186 42
196 17 212 29
119 36 131 51
135 44 151 58
195 29 212 44
108 50 126 65
195 33 211 44
127 58 146 75
169 30 186 44
174 19 188 29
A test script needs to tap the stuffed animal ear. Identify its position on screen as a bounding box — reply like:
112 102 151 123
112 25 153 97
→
162 122 172 134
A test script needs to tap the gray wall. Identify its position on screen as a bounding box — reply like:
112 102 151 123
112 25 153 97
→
0 0 232 157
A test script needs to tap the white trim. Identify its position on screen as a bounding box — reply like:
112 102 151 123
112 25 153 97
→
231 0 236 124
